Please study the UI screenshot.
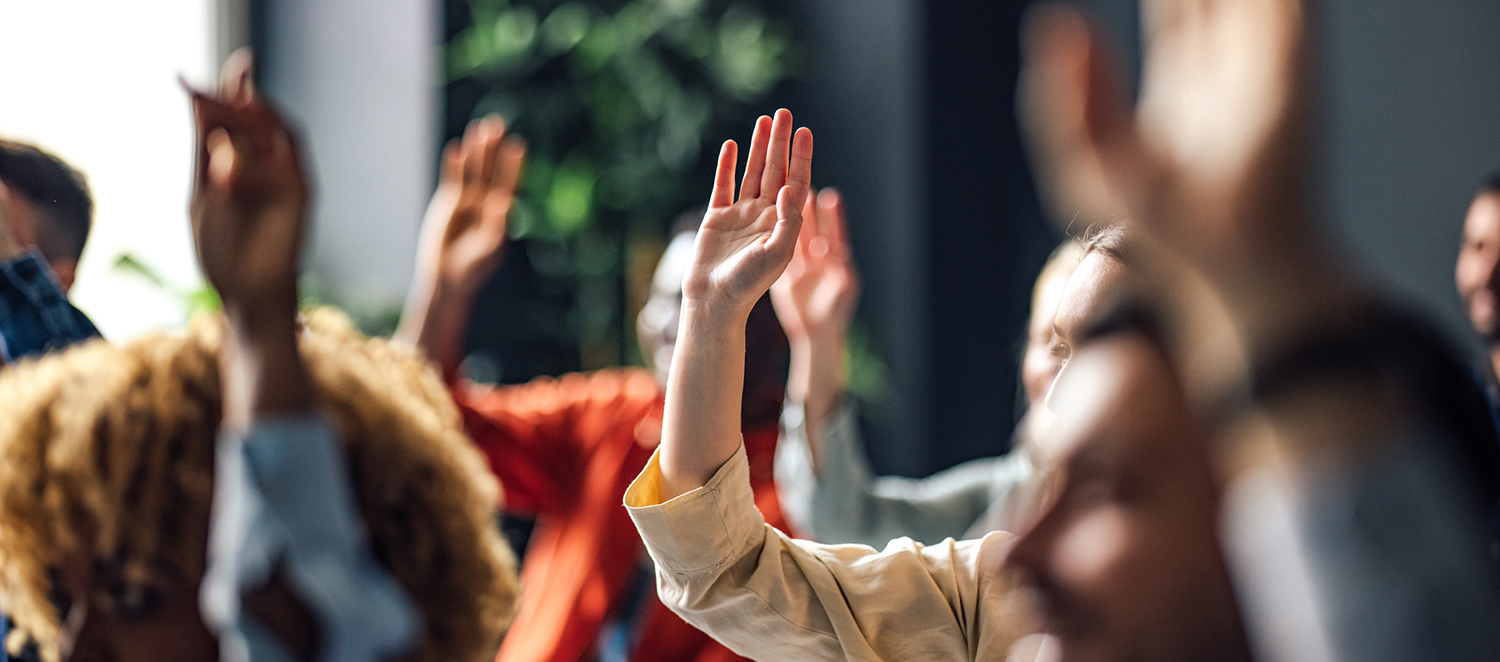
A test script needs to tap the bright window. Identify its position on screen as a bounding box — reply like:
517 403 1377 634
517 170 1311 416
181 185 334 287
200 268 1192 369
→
0 0 219 339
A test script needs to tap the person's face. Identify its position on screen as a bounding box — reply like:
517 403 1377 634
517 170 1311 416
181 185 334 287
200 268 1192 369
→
54 552 218 662
0 182 76 292
1043 252 1126 411
1007 336 1249 662
1022 258 1078 405
638 232 695 387
1456 191 1500 343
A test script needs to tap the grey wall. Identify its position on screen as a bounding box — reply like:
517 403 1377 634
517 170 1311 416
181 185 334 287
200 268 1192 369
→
782 0 934 472
1321 0 1500 351
259 0 439 309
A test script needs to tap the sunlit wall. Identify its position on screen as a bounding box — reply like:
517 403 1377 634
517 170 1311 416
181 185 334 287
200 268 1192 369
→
0 0 221 339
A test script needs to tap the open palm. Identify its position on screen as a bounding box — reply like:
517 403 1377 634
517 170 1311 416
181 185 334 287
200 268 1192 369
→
684 109 814 316
419 116 526 297
771 188 860 344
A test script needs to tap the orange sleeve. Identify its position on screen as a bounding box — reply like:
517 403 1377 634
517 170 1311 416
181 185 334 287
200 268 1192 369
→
453 368 662 515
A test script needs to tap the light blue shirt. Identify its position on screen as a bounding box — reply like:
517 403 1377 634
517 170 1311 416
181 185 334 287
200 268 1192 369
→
201 415 417 662
775 400 1033 547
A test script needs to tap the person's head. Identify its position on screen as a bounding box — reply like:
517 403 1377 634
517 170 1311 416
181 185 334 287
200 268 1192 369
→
0 309 518 662
1456 173 1500 345
637 212 788 426
0 141 93 291
1007 305 1250 662
1021 241 1083 405
1044 224 1134 411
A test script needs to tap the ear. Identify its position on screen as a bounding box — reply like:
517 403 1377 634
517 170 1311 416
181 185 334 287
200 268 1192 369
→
49 258 77 293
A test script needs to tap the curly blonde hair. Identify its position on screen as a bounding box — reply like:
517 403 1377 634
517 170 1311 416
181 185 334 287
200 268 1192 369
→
0 308 517 662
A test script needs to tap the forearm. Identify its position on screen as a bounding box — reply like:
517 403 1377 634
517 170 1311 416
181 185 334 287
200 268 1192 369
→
659 301 749 500
221 297 313 431
393 271 474 379
787 335 845 474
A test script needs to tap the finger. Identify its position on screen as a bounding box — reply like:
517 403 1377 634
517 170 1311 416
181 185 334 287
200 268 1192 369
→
738 115 773 200
187 91 246 183
758 109 794 200
478 115 505 188
206 128 238 191
461 118 485 186
781 126 814 211
709 140 739 208
493 137 527 197
819 188 847 259
440 139 463 185
764 184 806 265
219 48 256 105
796 187 819 264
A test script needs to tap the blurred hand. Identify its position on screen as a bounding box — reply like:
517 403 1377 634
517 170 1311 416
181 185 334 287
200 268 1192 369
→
393 117 525 378
685 109 814 321
1018 0 1350 387
772 188 861 347
187 50 309 319
771 187 859 448
188 49 313 430
417 116 526 299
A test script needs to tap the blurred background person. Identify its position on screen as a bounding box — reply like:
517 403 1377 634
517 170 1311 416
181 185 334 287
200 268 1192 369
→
1018 1 1500 660
0 141 92 293
0 141 98 365
1457 172 1500 417
394 116 792 662
773 189 1082 545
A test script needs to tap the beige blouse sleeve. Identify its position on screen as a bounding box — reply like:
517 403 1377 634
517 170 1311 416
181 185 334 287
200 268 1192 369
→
625 443 1033 661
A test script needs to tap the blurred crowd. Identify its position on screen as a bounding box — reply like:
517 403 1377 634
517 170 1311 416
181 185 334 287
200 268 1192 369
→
0 1 1497 661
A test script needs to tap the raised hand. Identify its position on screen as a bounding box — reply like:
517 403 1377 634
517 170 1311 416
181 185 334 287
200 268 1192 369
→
187 49 313 429
684 109 815 319
1018 0 1351 380
187 49 309 318
771 188 859 451
395 117 525 375
658 109 813 500
419 116 526 298
772 188 861 347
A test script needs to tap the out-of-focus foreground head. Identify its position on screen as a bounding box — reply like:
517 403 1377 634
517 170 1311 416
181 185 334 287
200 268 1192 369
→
1456 173 1500 344
1008 310 1251 662
0 309 517 662
0 141 93 292
1022 241 1083 404
1044 225 1134 413
637 219 788 424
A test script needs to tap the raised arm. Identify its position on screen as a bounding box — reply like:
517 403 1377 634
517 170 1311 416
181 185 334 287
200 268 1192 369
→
657 108 813 500
769 188 860 473
393 117 525 378
189 51 416 662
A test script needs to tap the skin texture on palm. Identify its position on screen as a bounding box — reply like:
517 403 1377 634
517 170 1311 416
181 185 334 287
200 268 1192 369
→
393 116 526 377
658 108 812 500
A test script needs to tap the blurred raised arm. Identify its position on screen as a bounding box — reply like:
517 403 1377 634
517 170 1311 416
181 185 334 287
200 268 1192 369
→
393 117 525 378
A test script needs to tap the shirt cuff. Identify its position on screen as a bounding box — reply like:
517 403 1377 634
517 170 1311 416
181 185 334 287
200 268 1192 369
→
625 443 765 577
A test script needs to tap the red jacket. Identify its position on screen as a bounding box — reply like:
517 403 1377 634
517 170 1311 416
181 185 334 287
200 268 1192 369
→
455 368 790 662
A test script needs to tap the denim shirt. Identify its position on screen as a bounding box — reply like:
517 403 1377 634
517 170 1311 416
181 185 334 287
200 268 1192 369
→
0 250 98 662
0 249 99 363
